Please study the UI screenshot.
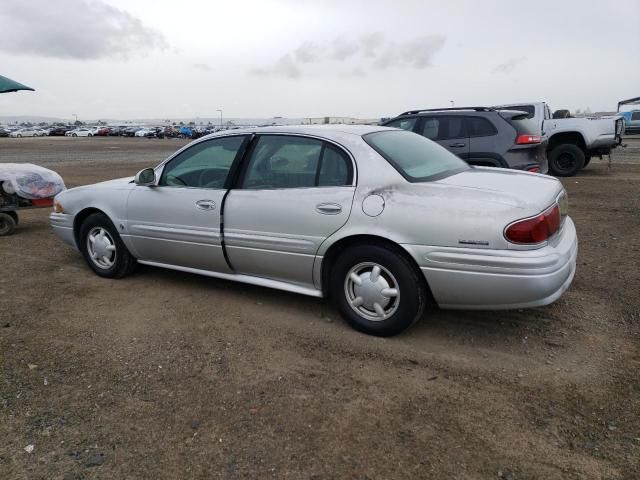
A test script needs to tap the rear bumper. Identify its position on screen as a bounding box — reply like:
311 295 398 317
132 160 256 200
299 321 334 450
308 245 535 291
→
49 212 77 250
403 218 578 310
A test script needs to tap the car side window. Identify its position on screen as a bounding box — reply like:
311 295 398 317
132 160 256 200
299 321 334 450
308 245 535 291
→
241 136 352 189
159 136 246 188
385 117 417 131
466 117 497 137
418 117 466 140
632 112 640 121
317 144 351 187
242 136 323 189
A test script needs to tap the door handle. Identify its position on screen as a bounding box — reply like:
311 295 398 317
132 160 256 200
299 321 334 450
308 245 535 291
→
195 199 216 211
316 203 342 215
449 143 466 148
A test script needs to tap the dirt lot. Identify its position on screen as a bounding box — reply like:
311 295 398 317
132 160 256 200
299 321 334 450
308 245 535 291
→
1 136 639 479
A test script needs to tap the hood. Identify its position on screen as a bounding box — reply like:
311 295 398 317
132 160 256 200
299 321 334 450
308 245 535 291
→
63 176 134 194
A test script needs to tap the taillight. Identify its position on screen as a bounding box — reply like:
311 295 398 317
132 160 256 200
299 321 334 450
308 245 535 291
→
505 205 561 244
516 134 542 144
526 166 541 173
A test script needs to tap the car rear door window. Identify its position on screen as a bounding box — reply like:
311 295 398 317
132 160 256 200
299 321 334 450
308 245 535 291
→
385 117 418 131
242 136 323 189
418 116 466 141
632 112 640 121
241 136 353 189
317 144 352 187
159 135 246 188
466 117 497 137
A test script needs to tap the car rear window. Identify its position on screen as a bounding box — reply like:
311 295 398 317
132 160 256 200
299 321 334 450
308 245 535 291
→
501 114 541 136
500 105 535 119
363 130 469 182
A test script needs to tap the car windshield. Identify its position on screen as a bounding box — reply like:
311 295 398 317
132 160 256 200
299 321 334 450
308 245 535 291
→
363 130 469 182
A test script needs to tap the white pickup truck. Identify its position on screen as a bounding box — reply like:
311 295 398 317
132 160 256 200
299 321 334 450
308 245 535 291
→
494 102 625 176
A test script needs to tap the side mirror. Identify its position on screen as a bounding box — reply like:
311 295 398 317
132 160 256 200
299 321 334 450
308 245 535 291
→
135 168 156 186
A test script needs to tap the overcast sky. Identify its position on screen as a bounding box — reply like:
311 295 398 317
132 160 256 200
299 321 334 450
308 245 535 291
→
0 0 638 120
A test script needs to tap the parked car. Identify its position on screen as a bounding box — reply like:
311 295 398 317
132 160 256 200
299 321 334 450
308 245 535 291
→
50 126 577 336
493 102 624 176
49 126 71 136
0 128 9 137
618 110 640 134
382 107 548 173
123 127 141 137
134 128 154 137
65 128 94 137
94 127 110 136
9 128 39 138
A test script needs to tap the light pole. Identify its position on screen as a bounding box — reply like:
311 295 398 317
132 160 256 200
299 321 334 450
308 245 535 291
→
449 100 454 108
216 109 222 128
72 113 78 124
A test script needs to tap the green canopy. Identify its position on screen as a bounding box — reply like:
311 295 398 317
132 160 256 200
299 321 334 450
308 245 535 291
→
0 75 34 94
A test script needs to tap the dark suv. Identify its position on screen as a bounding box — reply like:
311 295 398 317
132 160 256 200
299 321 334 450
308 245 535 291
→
382 107 548 173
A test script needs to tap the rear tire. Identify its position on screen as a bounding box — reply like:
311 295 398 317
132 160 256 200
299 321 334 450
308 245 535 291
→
78 213 136 278
0 212 17 236
330 245 427 336
548 144 585 177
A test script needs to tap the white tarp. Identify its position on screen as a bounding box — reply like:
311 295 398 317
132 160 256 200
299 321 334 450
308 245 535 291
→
0 163 65 200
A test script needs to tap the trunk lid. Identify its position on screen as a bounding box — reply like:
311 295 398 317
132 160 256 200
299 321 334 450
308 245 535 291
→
435 167 563 212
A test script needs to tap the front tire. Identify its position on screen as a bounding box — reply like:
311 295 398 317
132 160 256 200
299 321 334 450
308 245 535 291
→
548 144 585 177
330 245 427 336
78 213 136 278
0 213 17 236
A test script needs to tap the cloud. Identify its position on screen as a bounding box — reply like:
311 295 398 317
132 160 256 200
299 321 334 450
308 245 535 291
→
493 56 527 73
331 37 359 60
250 54 301 79
360 32 385 58
373 35 446 69
192 63 212 72
0 0 168 60
250 33 446 78
294 42 322 63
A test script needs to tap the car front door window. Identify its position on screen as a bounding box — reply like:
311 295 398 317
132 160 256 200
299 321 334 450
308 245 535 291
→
160 136 246 189
385 117 418 132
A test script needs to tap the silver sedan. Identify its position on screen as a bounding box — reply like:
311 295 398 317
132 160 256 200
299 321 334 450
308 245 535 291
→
50 125 577 336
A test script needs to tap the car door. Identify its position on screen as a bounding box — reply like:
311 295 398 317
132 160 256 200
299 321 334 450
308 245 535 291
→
416 116 470 159
223 134 355 287
465 115 501 165
126 135 248 272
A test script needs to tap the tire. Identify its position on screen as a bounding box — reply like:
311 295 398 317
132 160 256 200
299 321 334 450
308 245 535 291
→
0 212 17 236
7 211 18 224
330 244 427 336
78 213 136 278
583 155 592 167
88 133 93 137
548 144 585 177
72 133 77 137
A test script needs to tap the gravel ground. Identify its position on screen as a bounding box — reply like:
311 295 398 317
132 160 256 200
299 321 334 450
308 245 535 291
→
1 136 639 479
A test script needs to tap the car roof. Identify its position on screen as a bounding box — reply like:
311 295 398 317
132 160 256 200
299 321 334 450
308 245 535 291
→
200 124 391 142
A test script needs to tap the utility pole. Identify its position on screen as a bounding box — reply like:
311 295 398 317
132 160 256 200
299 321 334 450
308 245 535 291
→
217 109 223 127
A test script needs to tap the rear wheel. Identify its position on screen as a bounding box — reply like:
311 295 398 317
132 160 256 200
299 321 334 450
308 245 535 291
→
78 213 136 278
548 144 585 177
330 245 427 336
0 212 17 236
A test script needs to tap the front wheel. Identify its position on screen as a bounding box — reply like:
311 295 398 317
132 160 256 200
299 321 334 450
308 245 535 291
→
548 144 585 177
330 245 428 336
0 212 17 236
78 213 136 278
